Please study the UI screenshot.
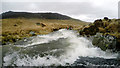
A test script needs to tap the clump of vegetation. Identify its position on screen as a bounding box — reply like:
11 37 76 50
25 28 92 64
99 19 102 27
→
80 17 120 51
80 17 120 36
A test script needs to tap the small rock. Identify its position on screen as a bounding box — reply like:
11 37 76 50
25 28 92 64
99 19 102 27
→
53 28 59 31
46 57 50 60
14 24 17 26
29 31 36 36
36 23 46 27
36 23 40 25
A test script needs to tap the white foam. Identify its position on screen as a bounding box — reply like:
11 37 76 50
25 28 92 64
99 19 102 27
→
3 29 118 66
18 29 74 47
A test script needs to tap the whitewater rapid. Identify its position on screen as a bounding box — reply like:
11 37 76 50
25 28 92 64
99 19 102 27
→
3 29 118 66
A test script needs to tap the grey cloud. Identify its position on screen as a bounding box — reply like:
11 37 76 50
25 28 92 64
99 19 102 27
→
2 2 118 22
118 1 120 18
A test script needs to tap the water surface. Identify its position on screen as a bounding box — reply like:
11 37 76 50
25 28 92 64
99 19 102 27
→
2 29 120 67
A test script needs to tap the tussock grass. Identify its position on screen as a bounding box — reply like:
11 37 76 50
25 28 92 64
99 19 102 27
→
2 18 88 44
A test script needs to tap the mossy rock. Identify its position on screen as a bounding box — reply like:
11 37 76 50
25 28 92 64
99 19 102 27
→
80 18 120 51
2 34 22 45
80 25 99 36
92 33 117 51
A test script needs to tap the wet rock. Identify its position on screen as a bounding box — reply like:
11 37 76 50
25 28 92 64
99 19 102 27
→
92 33 117 51
79 18 120 51
29 31 36 36
52 27 62 31
53 28 59 31
14 37 32 45
116 39 120 51
46 57 50 60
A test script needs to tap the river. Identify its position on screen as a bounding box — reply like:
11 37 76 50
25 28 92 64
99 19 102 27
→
1 29 120 67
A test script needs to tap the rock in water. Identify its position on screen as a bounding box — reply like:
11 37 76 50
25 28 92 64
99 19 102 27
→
92 33 117 51
29 31 36 36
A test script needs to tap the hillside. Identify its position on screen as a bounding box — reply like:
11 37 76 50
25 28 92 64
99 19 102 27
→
1 11 73 20
1 11 89 45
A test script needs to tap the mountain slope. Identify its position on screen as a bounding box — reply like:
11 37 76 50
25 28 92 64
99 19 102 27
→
1 11 89 45
1 11 73 20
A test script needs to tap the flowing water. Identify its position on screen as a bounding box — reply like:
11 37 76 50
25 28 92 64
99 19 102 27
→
2 29 120 67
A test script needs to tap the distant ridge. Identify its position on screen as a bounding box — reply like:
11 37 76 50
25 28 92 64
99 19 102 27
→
1 11 73 20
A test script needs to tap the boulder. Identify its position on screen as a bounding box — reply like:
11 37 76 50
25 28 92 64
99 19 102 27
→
92 33 117 51
36 23 46 27
80 25 99 36
94 19 103 27
52 28 59 31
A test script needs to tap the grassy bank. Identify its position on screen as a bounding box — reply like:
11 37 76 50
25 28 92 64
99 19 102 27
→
2 18 88 44
80 17 120 51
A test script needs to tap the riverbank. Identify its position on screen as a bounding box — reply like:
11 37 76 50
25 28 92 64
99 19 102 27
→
80 17 120 51
2 18 88 45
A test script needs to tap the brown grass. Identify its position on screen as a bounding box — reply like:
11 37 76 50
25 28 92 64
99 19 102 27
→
2 18 88 44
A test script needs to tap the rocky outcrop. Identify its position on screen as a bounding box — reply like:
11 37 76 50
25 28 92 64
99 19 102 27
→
92 33 117 51
80 17 120 51
80 25 99 36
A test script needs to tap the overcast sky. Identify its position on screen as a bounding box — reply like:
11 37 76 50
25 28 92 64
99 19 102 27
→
1 0 120 22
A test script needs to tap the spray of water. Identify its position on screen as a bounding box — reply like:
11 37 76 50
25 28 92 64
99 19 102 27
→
3 29 118 66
